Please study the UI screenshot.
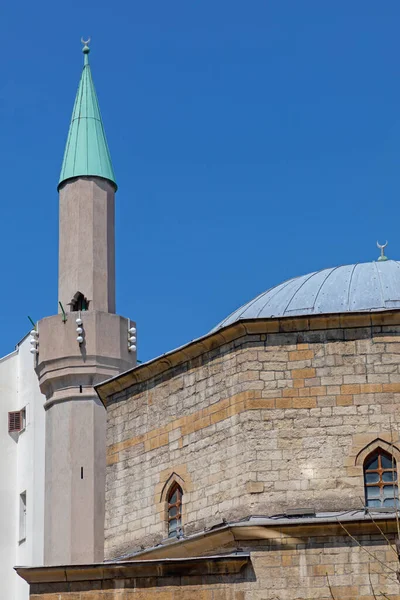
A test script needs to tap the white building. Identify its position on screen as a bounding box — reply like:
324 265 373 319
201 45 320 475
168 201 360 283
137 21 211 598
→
0 334 45 600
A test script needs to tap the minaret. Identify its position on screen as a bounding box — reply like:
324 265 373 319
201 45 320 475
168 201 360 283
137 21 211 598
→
35 41 136 566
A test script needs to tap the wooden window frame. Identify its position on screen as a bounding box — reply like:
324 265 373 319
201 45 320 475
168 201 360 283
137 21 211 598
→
364 449 398 508
167 483 183 538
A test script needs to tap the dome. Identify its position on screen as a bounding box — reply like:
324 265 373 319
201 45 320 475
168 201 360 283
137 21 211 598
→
213 260 400 331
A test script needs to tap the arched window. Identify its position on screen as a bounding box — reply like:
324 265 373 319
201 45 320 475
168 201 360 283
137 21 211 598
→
70 292 89 312
167 484 183 538
364 449 399 508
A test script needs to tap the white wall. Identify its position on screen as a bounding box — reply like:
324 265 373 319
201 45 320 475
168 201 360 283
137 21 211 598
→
0 334 46 600
0 348 18 596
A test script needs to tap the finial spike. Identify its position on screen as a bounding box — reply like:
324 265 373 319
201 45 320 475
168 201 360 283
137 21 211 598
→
377 240 388 262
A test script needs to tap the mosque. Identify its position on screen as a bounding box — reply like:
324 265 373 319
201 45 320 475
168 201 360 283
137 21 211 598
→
8 43 400 599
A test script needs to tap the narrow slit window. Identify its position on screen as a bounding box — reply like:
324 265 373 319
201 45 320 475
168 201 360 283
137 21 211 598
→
364 449 399 508
167 484 183 538
19 491 27 543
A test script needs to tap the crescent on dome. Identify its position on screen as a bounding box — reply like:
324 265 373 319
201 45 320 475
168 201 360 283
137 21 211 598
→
376 240 388 262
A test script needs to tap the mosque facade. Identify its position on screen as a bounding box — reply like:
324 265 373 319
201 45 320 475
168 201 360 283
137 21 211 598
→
10 44 400 599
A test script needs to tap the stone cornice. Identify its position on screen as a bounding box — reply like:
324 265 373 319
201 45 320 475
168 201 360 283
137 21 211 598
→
95 310 400 405
15 554 250 585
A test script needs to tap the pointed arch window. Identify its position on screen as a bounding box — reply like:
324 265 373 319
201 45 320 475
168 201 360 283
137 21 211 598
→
167 483 183 538
364 449 399 508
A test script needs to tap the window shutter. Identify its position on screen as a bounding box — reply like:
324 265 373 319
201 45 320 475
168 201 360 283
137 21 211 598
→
8 410 23 433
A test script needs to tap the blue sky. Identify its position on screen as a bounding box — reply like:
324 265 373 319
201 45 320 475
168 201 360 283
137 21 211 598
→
0 1 399 362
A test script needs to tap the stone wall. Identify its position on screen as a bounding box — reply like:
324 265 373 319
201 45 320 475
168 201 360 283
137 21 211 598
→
104 315 400 559
27 532 400 599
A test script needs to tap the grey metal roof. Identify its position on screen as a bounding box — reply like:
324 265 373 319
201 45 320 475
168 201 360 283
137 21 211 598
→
109 510 396 562
213 260 400 331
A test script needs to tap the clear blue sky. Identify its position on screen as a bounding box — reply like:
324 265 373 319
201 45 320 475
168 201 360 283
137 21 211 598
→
0 1 399 362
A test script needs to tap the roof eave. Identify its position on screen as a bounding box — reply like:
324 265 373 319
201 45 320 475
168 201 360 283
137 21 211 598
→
107 510 400 562
57 174 118 192
15 553 250 585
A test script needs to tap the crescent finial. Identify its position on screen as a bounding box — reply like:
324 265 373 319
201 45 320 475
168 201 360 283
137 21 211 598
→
376 240 389 261
81 37 91 46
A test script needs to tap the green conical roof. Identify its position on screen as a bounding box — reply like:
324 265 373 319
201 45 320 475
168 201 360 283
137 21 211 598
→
58 43 117 190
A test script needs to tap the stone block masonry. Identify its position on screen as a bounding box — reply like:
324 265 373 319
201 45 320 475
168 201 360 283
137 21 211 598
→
103 314 400 560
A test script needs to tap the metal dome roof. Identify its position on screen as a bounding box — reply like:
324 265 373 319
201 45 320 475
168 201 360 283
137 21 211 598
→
213 260 400 331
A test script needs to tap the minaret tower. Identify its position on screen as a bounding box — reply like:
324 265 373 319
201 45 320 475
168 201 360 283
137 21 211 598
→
35 41 136 565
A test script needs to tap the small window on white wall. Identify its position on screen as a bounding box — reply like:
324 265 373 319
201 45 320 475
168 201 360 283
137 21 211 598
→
19 492 26 543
